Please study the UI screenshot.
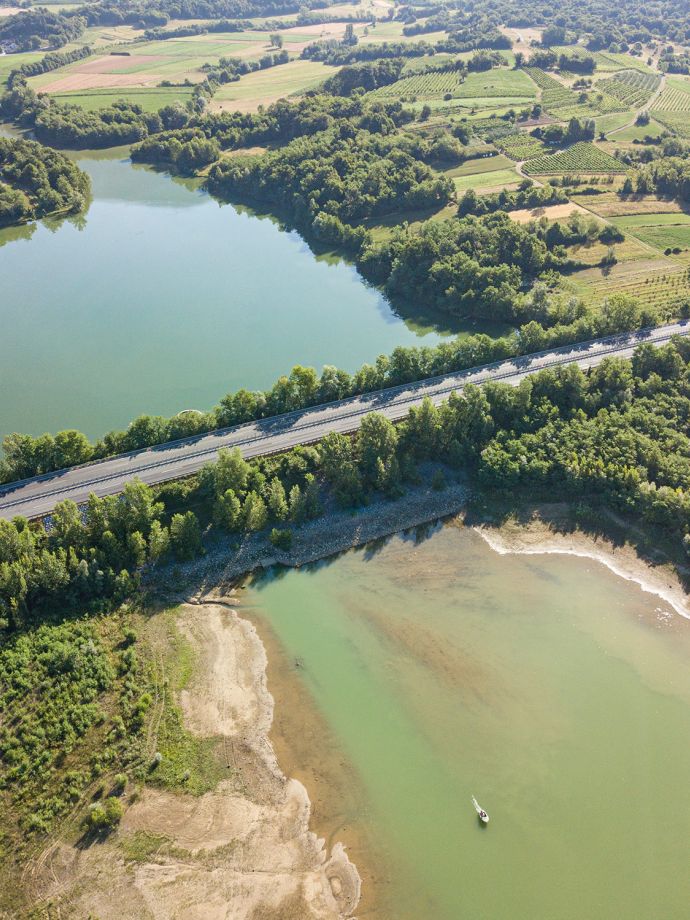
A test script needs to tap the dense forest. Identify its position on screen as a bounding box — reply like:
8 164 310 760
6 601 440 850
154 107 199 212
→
0 136 90 226
0 8 85 51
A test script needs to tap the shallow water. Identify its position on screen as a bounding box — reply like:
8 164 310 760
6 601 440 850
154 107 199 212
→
0 151 461 441
244 523 690 919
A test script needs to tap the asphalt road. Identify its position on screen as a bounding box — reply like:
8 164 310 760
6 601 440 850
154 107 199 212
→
1 321 688 520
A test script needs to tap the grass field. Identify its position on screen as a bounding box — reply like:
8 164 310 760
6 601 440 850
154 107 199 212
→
594 112 636 135
609 118 667 143
0 50 45 88
593 51 654 73
49 85 197 111
444 153 515 177
610 213 690 251
452 165 520 192
211 59 334 112
523 142 626 175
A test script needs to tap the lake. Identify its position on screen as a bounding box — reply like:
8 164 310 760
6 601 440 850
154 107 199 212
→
244 522 690 920
0 148 460 442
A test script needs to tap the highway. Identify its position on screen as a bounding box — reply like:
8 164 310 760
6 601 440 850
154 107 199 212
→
1 321 688 520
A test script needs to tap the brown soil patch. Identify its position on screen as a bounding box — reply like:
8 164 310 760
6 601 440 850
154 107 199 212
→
27 603 360 919
499 25 543 59
40 72 166 91
509 202 590 223
79 54 165 73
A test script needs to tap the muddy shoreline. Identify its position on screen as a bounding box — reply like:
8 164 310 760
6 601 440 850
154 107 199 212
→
136 488 690 918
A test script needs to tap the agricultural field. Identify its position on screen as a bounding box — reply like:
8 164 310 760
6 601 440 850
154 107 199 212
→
370 66 536 103
496 131 549 160
451 160 521 193
608 118 667 143
48 85 197 112
593 51 654 73
568 189 685 219
651 76 690 112
594 112 636 136
523 66 605 119
596 70 661 108
571 257 690 312
369 68 463 99
523 142 627 175
210 60 335 112
610 213 690 252
25 20 352 103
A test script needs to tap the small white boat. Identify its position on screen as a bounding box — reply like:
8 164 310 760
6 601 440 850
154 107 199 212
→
472 795 489 824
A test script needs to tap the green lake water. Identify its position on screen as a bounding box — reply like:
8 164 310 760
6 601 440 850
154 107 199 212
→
0 149 461 442
244 523 690 920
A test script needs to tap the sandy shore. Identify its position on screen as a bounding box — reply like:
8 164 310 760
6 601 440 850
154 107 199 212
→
471 508 690 620
28 602 360 919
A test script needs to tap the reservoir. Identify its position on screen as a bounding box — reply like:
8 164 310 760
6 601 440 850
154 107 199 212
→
244 522 690 920
0 149 455 442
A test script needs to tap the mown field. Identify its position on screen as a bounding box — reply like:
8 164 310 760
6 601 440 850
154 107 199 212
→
211 59 335 111
610 213 690 251
49 85 197 111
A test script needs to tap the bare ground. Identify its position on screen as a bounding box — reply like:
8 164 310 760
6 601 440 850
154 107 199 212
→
27 603 360 919
508 202 590 224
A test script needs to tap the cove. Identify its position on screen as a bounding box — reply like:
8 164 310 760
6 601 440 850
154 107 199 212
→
244 523 690 920
0 148 459 442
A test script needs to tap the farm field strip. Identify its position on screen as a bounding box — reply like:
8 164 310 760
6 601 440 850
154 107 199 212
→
452 166 521 192
523 142 627 175
597 70 661 107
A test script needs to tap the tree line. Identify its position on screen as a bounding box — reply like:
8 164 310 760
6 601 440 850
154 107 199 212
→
0 285 662 486
0 8 85 51
5 337 690 638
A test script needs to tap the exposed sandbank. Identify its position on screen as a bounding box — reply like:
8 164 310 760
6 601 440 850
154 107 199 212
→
470 509 690 620
29 602 360 919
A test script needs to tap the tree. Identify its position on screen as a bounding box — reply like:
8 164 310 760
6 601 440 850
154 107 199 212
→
213 447 249 498
169 511 203 560
50 499 84 550
269 33 283 49
404 397 440 459
216 488 242 530
357 413 399 488
243 491 268 531
320 432 364 506
267 478 288 521
86 796 123 831
148 520 170 561
288 483 304 523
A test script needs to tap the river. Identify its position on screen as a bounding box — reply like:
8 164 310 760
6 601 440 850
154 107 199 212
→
0 147 463 442
243 522 690 920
